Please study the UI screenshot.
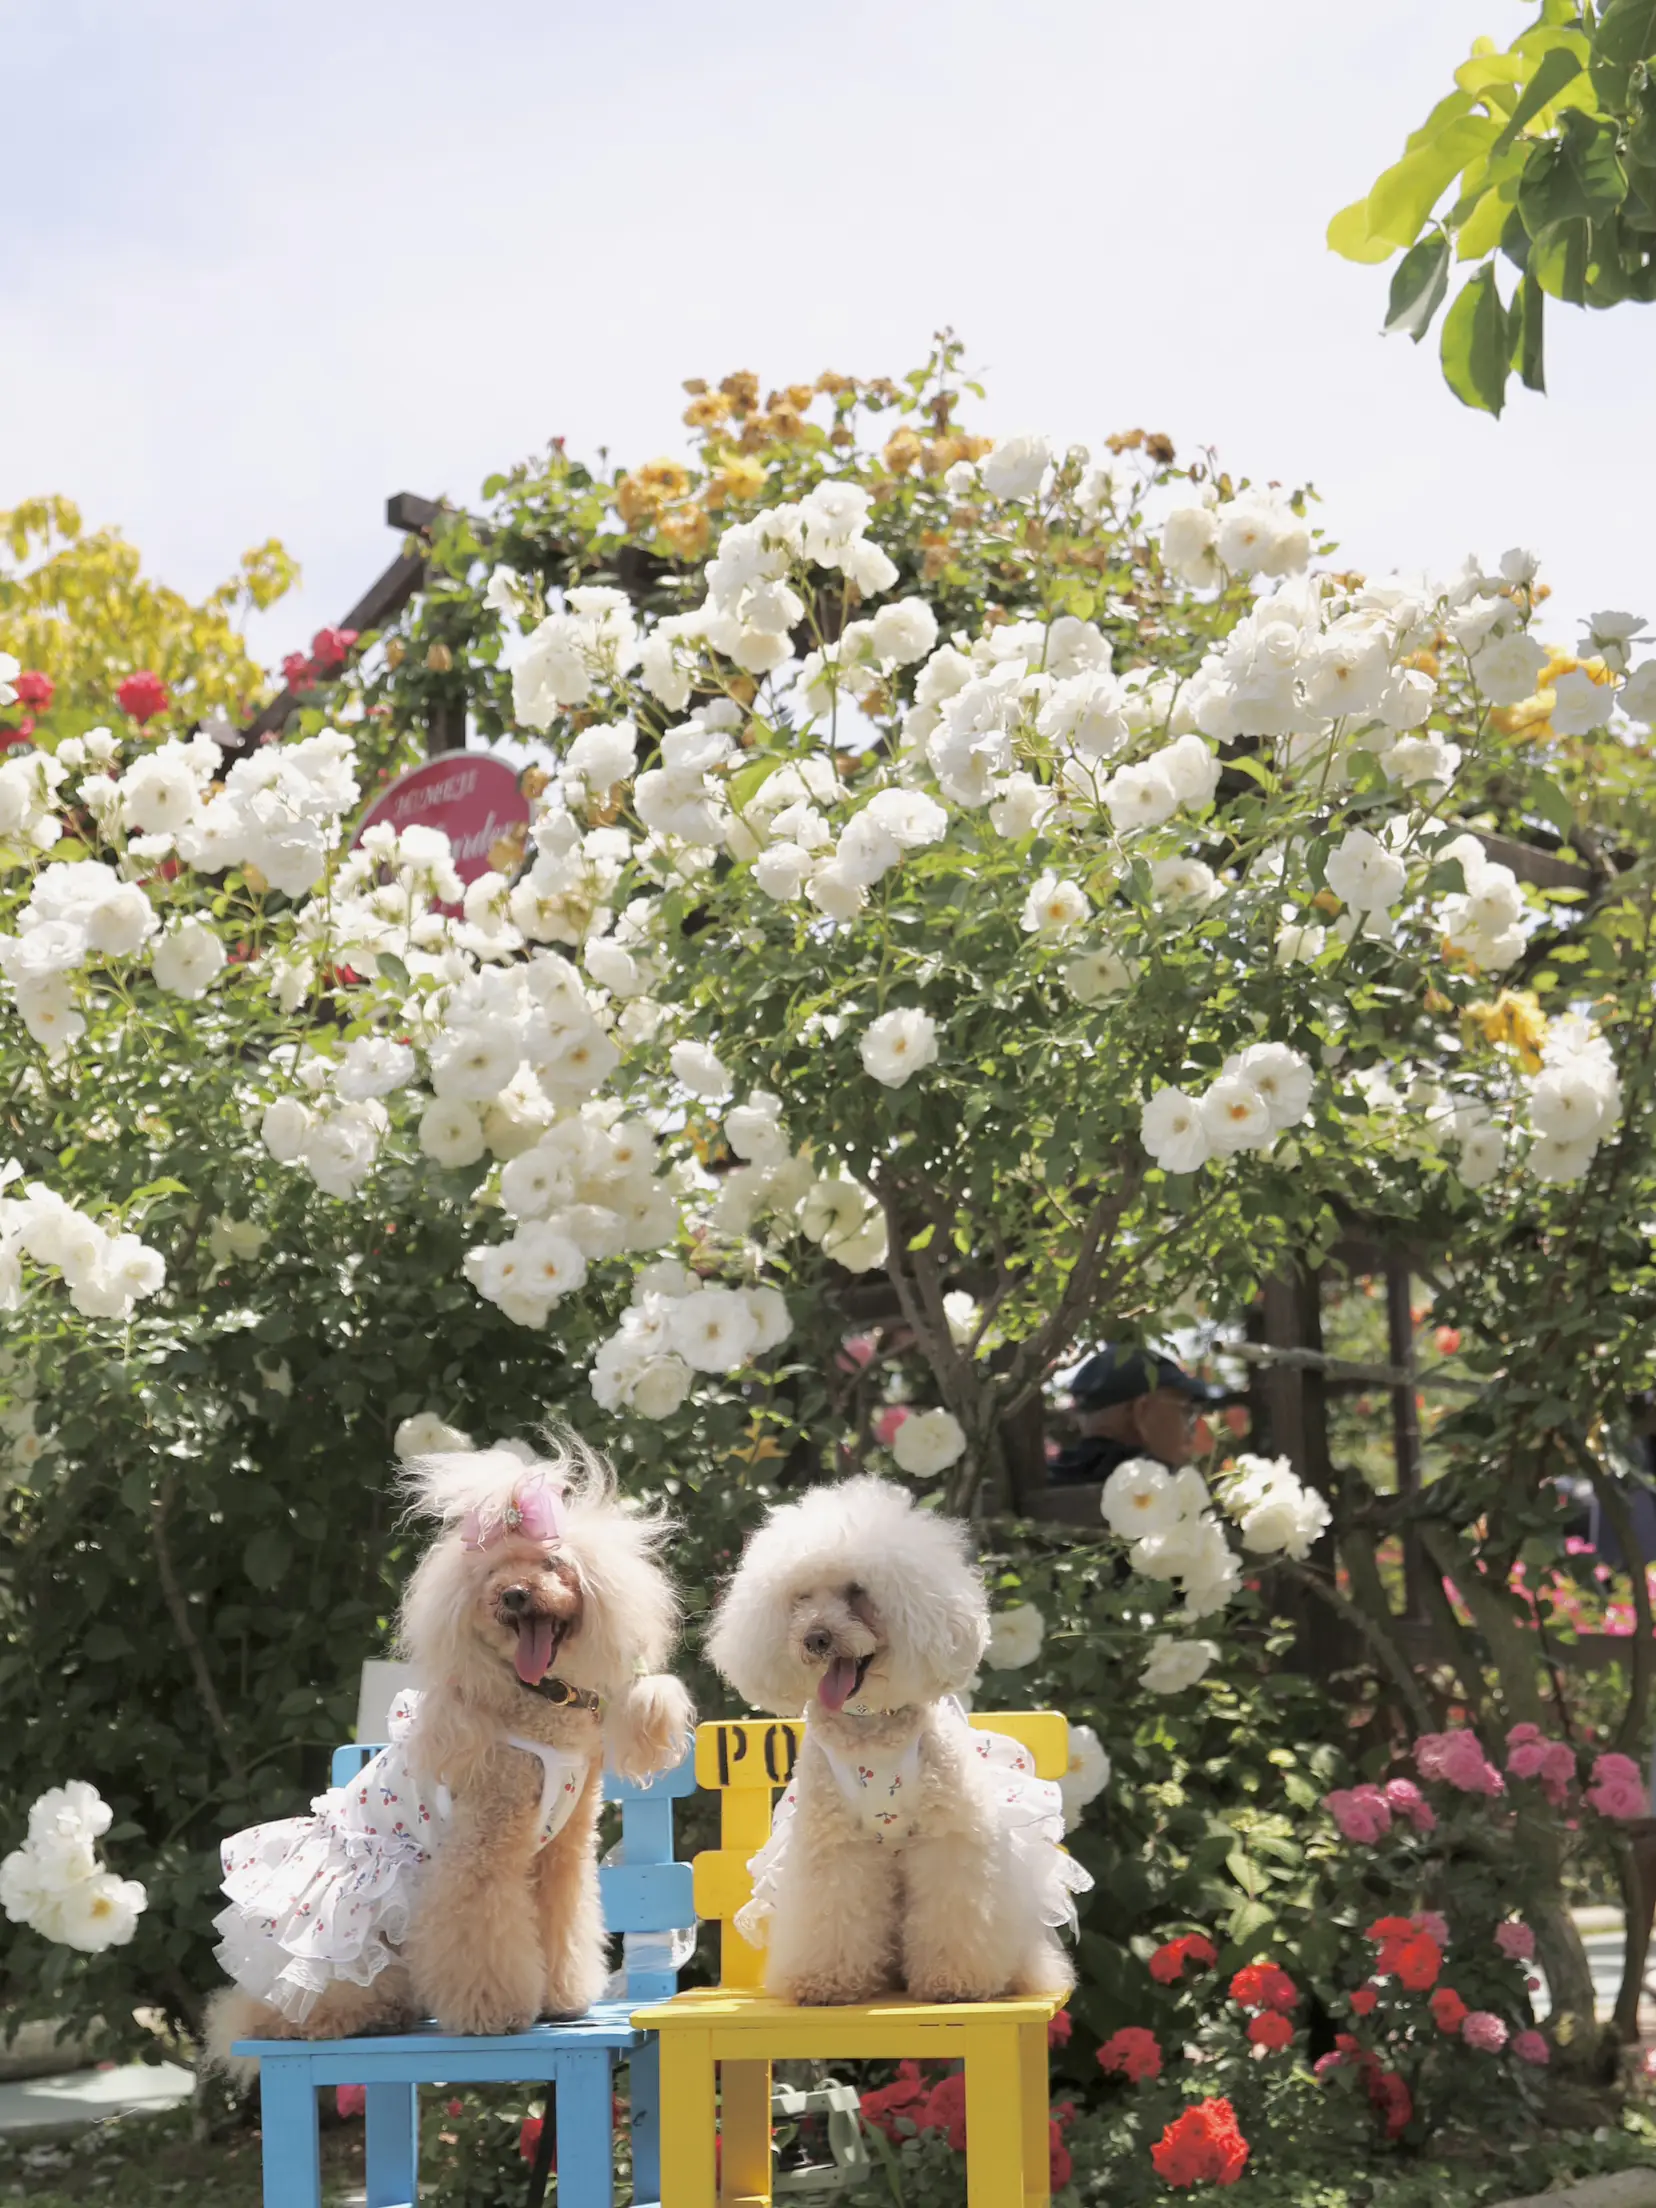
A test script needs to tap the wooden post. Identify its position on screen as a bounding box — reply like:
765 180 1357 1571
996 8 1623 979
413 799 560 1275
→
1259 1265 1362 1679
1383 1252 1428 1622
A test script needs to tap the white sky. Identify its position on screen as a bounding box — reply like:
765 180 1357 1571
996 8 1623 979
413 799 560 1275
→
4 0 1649 677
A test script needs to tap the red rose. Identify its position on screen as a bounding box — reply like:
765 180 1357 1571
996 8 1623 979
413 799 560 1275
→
1149 1932 1218 1983
1392 1933 1441 1991
445 2098 464 2117
1048 2122 1072 2190
310 626 359 670
1098 2027 1163 2083
1365 2066 1412 2140
1428 1986 1468 2035
920 2071 967 2151
13 671 52 709
1150 2098 1249 2189
1435 1325 1462 1355
859 2062 931 2137
1229 1961 1300 2014
282 652 316 692
335 2085 365 2119
116 669 170 723
1349 1984 1380 2017
1247 2011 1293 2051
1047 2008 1073 2049
518 2116 553 2167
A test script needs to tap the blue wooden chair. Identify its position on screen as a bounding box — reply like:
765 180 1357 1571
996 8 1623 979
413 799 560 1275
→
234 1739 697 2208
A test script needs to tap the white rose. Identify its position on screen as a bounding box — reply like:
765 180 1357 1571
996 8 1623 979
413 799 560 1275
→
1139 1637 1219 1694
631 1356 693 1419
418 1100 487 1169
1021 872 1089 936
261 1096 314 1164
394 1412 474 1460
670 1040 733 1100
150 919 227 1001
668 1285 761 1373
859 1006 938 1089
1058 1724 1111 1830
979 434 1052 502
1140 1087 1211 1173
335 1037 416 1102
984 1602 1045 1670
1550 669 1613 737
1161 503 1220 589
1101 1458 1185 1540
891 1407 967 1476
1324 827 1406 915
1063 948 1134 1003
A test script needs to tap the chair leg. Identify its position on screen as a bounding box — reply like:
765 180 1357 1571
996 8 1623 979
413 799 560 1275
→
1018 2021 1050 2208
658 2033 717 2208
365 2081 420 2208
720 2058 771 2208
630 2035 662 2207
964 2026 1025 2208
258 2057 322 2208
555 2048 616 2208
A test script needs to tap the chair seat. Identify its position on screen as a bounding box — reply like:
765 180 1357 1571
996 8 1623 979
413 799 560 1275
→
633 1986 1061 2054
235 2001 644 2083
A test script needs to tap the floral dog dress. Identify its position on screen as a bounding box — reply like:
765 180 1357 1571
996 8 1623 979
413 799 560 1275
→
735 1695 1092 1949
213 1690 591 2022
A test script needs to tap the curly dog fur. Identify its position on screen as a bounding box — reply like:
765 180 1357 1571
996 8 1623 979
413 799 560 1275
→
208 1434 691 2068
707 1474 1073 2006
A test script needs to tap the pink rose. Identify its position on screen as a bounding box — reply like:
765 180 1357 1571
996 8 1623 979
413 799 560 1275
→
1511 2029 1549 2066
1325 1785 1392 1843
336 2085 366 2118
1494 1922 1534 1962
1414 1910 1449 1946
1587 1753 1648 1821
1416 1729 1504 1796
1382 1777 1437 1832
874 1405 911 1448
1460 2011 1509 2053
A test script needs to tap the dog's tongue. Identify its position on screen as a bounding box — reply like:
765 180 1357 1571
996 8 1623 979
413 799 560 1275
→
818 1657 859 1712
515 1615 557 1687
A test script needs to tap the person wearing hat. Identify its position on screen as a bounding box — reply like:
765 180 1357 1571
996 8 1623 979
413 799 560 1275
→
1049 1345 1229 1487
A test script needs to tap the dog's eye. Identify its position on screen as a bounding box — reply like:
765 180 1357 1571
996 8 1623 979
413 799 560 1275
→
846 1582 865 1600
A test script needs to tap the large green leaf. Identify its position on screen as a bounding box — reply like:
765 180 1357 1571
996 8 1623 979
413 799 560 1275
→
1530 215 1593 299
1492 45 1586 153
1509 271 1547 391
1384 232 1452 340
1368 117 1503 247
1327 196 1396 264
1591 0 1656 107
1520 109 1629 234
1440 261 1511 415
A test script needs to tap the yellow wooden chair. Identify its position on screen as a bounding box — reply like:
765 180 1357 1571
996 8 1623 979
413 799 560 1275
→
633 1712 1070 2208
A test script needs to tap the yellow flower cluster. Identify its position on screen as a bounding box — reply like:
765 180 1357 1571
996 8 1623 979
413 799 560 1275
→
1464 989 1548 1072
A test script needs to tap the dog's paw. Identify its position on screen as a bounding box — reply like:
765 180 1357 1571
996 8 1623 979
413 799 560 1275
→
778 1971 888 2007
434 1994 538 2037
903 1970 1008 2005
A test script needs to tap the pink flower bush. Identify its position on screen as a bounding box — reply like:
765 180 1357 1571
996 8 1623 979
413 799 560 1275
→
1586 1751 1648 1822
1505 1722 1577 1806
1512 2029 1550 2066
1325 1784 1392 1842
1414 1909 1448 1945
1383 1776 1437 1832
1460 2011 1509 2053
1494 1921 1535 1962
1416 1729 1504 1796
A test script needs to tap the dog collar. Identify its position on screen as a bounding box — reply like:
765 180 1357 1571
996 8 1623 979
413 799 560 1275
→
523 1676 602 1713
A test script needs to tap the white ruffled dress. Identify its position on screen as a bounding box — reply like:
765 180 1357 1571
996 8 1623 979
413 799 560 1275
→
213 1690 591 2023
735 1696 1092 1950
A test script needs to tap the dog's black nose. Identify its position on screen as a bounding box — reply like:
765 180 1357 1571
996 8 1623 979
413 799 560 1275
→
500 1585 532 1618
802 1628 833 1661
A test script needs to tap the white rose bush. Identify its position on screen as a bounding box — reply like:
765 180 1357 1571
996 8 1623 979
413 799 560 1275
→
7 343 1656 2117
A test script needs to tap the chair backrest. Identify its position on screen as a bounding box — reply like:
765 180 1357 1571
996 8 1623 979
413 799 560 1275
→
333 1739 698 2001
691 1712 1070 1988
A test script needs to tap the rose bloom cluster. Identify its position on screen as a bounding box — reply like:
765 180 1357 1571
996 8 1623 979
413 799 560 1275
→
1099 1450 1329 1641
0 1170 165 1322
0 1781 147 1953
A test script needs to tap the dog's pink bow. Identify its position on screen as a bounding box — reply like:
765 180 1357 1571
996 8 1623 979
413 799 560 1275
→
460 1479 568 1552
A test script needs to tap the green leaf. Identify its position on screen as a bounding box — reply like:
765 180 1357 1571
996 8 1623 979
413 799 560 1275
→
728 756 783 809
1591 0 1656 107
376 951 410 992
1520 110 1628 235
1530 217 1592 300
1440 262 1511 415
1368 117 1502 248
1509 270 1547 390
1493 45 1586 154
243 1527 293 1591
1384 233 1451 340
1327 197 1396 265
1227 1896 1276 1948
1527 769 1574 836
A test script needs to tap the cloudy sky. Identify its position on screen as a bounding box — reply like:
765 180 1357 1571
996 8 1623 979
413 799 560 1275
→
4 1 1647 675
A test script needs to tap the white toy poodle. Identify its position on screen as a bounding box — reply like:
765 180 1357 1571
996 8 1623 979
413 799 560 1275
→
706 1474 1088 2005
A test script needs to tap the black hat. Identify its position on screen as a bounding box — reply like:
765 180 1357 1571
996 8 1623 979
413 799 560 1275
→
1069 1345 1228 1413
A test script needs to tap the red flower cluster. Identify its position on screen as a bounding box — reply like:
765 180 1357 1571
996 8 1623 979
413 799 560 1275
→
1097 2027 1163 2082
1367 1915 1441 1990
335 2084 365 2118
1229 1961 1299 2014
518 2115 554 2167
1428 1986 1468 2034
116 669 170 723
13 671 53 709
1349 1984 1380 2017
283 626 360 695
858 2061 963 2148
1149 1932 1218 1984
1150 2097 1249 2188
1047 2007 1073 2049
1246 2012 1294 2051
1314 2034 1413 2139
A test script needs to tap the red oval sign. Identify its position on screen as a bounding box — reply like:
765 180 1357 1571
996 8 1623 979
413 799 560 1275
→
353 753 531 889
